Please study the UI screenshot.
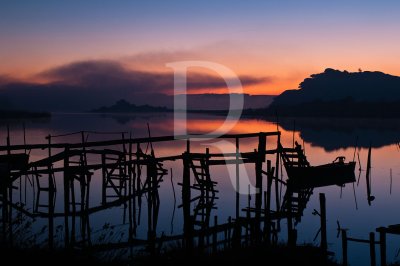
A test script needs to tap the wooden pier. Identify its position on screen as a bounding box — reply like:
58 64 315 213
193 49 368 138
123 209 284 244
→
0 130 333 257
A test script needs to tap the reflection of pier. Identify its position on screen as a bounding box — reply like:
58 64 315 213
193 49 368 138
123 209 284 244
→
0 130 342 257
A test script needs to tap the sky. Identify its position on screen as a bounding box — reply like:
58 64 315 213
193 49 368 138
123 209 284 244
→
1 0 400 95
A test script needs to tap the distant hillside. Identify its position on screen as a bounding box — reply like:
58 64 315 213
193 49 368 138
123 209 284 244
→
92 99 249 116
92 99 170 113
266 68 400 117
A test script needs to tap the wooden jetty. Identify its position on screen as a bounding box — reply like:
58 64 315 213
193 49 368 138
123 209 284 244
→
0 130 354 258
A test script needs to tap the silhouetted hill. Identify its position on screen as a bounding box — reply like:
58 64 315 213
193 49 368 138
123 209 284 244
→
92 99 245 117
266 68 400 117
91 99 170 113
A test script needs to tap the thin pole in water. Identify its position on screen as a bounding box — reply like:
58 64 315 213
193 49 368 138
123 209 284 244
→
366 143 374 205
292 120 296 149
352 182 358 210
390 168 393 195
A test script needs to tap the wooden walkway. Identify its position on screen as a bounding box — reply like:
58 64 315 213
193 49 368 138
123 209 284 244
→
0 130 329 257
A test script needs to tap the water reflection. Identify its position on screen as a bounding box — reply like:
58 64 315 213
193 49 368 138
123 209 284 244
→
274 117 400 151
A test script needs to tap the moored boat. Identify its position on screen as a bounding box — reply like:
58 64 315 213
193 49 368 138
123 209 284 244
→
280 142 356 189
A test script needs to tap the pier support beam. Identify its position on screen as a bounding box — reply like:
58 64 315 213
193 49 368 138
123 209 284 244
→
265 160 273 245
255 133 266 243
182 140 193 251
46 135 54 250
319 193 327 252
369 232 376 266
63 147 70 248
377 228 386 266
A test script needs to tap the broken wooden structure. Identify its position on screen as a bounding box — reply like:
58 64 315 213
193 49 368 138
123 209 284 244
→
0 130 354 258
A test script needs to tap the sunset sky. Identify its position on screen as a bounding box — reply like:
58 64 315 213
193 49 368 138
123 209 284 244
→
1 1 400 95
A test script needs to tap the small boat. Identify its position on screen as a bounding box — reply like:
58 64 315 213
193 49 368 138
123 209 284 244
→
280 142 356 189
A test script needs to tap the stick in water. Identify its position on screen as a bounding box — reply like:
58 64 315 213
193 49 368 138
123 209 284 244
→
365 143 374 205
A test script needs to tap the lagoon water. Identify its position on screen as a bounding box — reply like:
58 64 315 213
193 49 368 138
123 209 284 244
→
2 113 400 265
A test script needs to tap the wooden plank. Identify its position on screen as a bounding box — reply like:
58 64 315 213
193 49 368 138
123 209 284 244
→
0 132 280 152
208 158 256 165
347 237 379 244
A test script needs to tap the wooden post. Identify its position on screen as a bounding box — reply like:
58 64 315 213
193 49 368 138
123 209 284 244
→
128 140 132 237
46 135 54 250
246 184 251 246
70 175 76 245
147 157 155 255
85 173 91 246
101 153 106 205
152 159 159 235
80 131 89 246
291 229 297 247
265 160 273 245
366 145 373 205
319 193 327 252
9 178 13 246
136 143 142 212
235 137 239 220
255 133 266 243
63 146 70 248
132 142 138 235
275 133 280 213
80 164 87 245
5 125 11 244
128 138 135 242
212 216 218 254
342 230 348 266
378 229 386 266
369 232 376 266
232 218 242 249
182 139 193 251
